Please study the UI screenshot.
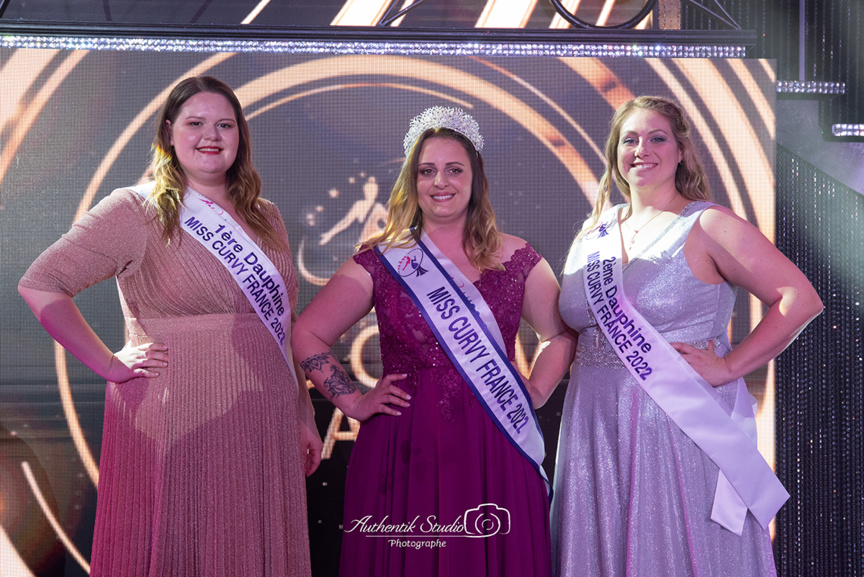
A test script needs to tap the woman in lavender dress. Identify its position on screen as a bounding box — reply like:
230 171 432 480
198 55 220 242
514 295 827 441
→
292 107 577 577
549 96 823 576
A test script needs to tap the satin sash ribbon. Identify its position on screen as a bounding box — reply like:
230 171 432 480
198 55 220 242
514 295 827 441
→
375 231 550 494
582 208 788 534
131 183 299 385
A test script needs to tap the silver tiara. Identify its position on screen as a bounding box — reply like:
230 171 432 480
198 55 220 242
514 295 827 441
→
403 106 484 156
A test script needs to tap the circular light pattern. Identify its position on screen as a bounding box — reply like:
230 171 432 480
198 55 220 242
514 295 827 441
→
1 45 775 573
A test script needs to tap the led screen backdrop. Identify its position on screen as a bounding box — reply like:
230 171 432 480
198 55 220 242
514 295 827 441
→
0 49 775 576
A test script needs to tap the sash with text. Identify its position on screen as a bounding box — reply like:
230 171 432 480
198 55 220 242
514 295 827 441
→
375 231 550 494
582 208 788 534
131 183 299 385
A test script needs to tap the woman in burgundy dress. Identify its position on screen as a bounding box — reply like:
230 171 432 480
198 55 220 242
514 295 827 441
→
292 107 577 577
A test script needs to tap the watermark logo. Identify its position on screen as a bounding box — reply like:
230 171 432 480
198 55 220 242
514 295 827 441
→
345 503 511 548
463 503 510 537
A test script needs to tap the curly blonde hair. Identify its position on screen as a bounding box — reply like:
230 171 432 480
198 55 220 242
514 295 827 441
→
360 128 503 272
582 95 711 236
148 76 284 249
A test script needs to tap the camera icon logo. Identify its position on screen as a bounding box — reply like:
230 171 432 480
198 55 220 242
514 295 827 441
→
463 503 511 537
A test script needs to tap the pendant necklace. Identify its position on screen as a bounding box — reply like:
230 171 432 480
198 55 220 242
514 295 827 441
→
623 208 664 251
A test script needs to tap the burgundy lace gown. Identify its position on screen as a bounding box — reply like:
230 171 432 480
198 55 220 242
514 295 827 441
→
340 246 552 577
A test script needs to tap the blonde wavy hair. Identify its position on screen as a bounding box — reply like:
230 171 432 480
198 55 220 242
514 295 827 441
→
148 76 284 249
360 128 504 272
581 95 711 236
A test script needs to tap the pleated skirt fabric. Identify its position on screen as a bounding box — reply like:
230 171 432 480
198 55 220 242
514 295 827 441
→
90 314 311 577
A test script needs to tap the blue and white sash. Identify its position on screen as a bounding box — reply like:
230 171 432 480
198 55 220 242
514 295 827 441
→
583 208 788 534
375 231 550 494
131 183 298 385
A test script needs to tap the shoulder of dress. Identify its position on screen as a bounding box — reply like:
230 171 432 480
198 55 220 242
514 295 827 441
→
76 187 166 247
683 202 742 229
115 181 156 203
500 240 541 272
690 203 754 236
87 186 153 219
685 199 720 214
493 233 533 265
352 249 392 290
262 198 289 227
253 197 281 220
256 196 275 209
352 247 380 267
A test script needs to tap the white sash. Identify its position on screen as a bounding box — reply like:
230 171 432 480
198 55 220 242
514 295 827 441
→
375 231 550 494
131 183 298 385
582 208 788 534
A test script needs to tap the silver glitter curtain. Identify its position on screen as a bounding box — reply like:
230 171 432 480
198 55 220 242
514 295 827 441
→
774 146 864 577
682 0 863 135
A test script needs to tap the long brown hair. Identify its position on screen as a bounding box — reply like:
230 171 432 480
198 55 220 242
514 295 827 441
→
148 76 283 248
360 128 503 272
582 95 711 235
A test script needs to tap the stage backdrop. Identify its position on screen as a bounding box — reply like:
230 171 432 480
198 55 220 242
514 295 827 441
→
0 49 775 576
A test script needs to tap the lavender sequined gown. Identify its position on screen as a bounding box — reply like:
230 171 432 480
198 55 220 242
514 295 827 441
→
342 246 552 577
551 202 777 577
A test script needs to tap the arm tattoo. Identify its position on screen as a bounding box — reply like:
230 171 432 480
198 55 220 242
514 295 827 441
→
300 352 333 374
324 367 358 400
299 351 357 399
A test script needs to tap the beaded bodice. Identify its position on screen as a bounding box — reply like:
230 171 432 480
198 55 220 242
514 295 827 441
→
560 201 737 369
354 245 540 415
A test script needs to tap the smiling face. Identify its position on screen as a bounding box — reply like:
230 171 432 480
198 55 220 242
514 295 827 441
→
616 108 683 196
415 136 473 226
167 91 239 191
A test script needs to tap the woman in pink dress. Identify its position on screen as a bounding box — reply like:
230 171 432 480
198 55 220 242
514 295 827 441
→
19 76 321 577
292 106 577 577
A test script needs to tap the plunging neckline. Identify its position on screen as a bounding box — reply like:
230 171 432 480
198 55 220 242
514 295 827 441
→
619 202 696 268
